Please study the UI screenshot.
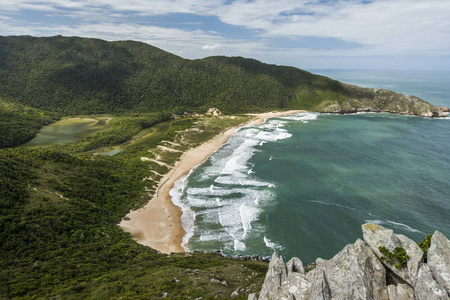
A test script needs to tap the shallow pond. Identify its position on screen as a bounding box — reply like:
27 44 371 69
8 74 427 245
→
21 118 108 148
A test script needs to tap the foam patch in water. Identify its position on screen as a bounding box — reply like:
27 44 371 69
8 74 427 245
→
171 112 318 254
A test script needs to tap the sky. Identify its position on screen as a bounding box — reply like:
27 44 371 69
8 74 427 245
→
1 0 450 71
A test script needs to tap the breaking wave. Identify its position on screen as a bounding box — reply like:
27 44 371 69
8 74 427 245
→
171 112 318 253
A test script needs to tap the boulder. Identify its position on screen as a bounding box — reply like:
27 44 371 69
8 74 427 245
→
387 283 415 300
414 264 448 300
258 252 288 298
307 268 330 300
313 238 389 300
362 223 424 285
428 231 450 297
258 253 311 300
286 257 304 275
248 293 257 300
397 234 426 283
255 225 449 300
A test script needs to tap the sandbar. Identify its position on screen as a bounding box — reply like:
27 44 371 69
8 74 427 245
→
119 110 305 254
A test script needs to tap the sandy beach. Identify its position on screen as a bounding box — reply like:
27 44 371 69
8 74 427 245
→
119 110 305 254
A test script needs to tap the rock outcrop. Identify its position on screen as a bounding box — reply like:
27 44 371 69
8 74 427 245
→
256 223 450 300
362 223 424 286
436 106 450 113
428 231 450 296
318 86 447 118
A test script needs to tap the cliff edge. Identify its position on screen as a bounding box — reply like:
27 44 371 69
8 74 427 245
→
315 84 447 117
252 223 450 300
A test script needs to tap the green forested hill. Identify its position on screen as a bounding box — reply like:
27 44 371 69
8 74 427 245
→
0 35 317 114
0 35 444 149
1 35 441 116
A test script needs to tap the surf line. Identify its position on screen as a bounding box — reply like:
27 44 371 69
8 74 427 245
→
120 110 306 254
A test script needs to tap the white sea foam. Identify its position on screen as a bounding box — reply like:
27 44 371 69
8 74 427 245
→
170 174 196 251
281 112 318 122
234 240 246 251
264 236 285 252
309 200 360 213
199 233 217 242
364 219 424 234
170 110 318 253
387 220 424 234
240 203 259 237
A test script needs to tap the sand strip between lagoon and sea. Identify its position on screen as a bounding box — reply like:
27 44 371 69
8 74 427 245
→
119 110 306 254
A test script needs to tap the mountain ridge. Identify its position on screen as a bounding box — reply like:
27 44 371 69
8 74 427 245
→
0 35 445 115
0 35 446 148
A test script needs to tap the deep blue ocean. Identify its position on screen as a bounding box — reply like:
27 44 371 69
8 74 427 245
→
171 70 450 263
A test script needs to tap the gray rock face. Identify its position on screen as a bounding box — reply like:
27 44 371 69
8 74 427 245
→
286 257 304 275
428 231 450 297
258 239 389 299
258 253 311 300
254 224 450 300
362 223 424 285
308 269 330 300
387 283 415 300
414 264 448 300
248 293 257 300
258 252 287 299
314 239 389 300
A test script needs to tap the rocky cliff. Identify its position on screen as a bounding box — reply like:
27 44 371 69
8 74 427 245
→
317 85 447 117
252 223 449 300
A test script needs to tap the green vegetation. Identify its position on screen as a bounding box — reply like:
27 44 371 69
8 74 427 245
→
49 112 172 153
0 98 58 148
0 35 441 148
0 115 266 299
0 34 442 298
379 246 410 269
20 117 110 148
418 234 433 261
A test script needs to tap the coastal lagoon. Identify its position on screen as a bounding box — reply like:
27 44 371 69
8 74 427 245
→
21 117 173 154
172 70 450 263
21 118 108 148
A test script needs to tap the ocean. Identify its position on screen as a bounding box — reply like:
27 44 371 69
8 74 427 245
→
171 70 450 264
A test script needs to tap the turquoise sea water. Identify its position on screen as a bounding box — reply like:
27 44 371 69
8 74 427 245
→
172 70 450 263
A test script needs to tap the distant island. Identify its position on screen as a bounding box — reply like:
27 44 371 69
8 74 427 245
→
0 35 447 299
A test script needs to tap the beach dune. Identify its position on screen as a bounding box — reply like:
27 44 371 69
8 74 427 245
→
119 110 305 253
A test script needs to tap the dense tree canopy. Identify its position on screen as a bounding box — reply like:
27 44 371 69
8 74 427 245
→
0 35 440 148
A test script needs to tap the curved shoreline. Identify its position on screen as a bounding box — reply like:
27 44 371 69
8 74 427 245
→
119 110 305 254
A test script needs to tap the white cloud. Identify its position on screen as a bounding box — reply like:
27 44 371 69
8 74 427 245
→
214 0 450 54
202 43 220 50
0 0 449 70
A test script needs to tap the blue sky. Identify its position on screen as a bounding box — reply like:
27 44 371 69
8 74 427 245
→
1 0 449 71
